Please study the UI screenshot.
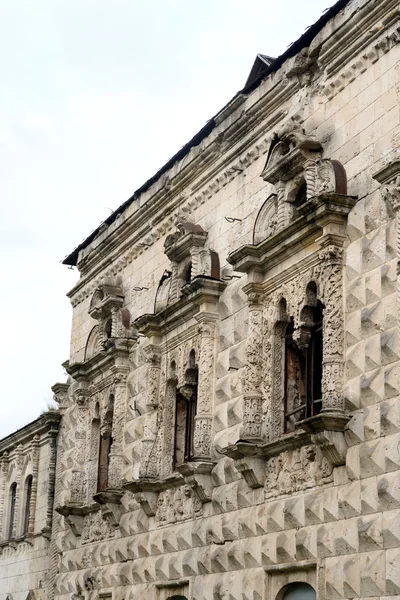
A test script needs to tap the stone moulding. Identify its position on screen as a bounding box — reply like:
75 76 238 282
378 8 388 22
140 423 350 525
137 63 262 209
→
228 193 356 274
135 276 226 339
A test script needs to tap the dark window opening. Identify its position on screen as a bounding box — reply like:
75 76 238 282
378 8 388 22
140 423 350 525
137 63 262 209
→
173 359 198 469
294 181 307 207
8 483 17 539
97 396 114 492
104 318 112 339
284 302 323 433
184 262 192 284
23 475 33 535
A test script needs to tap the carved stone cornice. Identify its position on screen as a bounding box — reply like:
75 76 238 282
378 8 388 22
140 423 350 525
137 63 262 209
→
135 277 226 339
66 338 135 382
0 412 61 454
228 193 356 274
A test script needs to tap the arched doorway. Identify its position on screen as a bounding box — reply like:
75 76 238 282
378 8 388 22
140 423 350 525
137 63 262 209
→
280 583 316 600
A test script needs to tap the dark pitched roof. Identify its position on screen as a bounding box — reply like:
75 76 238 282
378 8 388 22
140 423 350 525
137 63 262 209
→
245 54 276 88
62 0 350 266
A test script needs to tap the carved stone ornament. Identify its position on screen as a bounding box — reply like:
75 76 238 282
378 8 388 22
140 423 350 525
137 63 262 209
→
223 131 357 473
251 126 349 245
92 490 124 528
176 461 214 503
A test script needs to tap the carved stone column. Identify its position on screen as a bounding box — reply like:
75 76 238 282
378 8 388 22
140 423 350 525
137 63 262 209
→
317 245 346 414
108 370 128 489
240 285 264 442
192 315 217 460
144 346 161 409
71 387 89 504
28 435 40 535
0 453 9 538
13 444 24 538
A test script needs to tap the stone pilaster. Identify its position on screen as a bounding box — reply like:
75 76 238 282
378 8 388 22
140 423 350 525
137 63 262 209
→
0 452 9 539
28 435 40 534
145 346 161 409
192 314 218 460
108 370 128 489
317 245 346 414
240 285 264 442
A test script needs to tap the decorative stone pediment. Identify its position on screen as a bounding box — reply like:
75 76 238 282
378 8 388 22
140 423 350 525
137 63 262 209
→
156 222 221 309
85 281 136 361
255 126 349 247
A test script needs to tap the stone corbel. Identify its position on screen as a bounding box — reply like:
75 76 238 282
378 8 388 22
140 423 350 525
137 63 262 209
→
136 492 159 517
233 456 266 489
55 503 98 537
176 462 214 504
298 412 349 467
93 490 124 528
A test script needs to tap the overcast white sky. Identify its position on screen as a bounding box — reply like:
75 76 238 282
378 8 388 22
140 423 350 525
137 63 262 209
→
0 0 331 438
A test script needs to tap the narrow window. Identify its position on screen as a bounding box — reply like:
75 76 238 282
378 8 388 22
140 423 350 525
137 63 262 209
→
23 475 33 535
8 483 17 539
284 318 307 432
97 396 114 492
284 303 323 432
173 352 198 468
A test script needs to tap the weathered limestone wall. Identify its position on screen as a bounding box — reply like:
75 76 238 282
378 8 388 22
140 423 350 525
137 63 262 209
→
53 0 400 599
0 414 60 600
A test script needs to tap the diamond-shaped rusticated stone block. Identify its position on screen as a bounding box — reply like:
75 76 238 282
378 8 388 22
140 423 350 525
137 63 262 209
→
346 275 365 313
362 228 386 274
359 439 385 479
381 327 399 366
284 496 305 529
346 309 362 347
261 533 278 566
381 403 400 449
346 341 366 379
384 432 400 473
305 490 324 525
363 404 380 440
182 547 199 576
266 500 285 532
339 481 361 518
384 505 400 551
378 471 400 511
295 525 317 560
359 550 386 596
276 530 296 563
386 547 400 594
358 514 383 551
325 554 360 599
197 546 212 574
212 571 244 600
242 567 265 600
243 535 262 568
361 301 385 340
334 518 359 554
384 362 400 401
317 523 335 558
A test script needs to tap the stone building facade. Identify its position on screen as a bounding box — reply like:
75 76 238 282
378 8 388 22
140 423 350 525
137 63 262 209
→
2 0 400 598
0 411 61 600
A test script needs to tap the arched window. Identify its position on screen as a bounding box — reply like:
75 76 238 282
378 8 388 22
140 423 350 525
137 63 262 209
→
8 483 17 539
97 395 114 492
280 582 316 600
173 351 198 469
284 300 323 432
22 475 33 535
